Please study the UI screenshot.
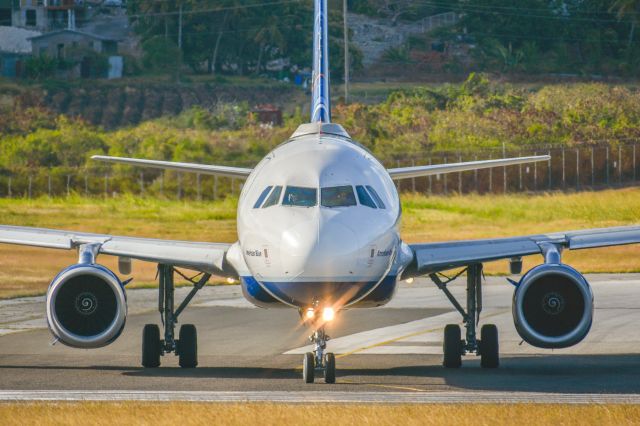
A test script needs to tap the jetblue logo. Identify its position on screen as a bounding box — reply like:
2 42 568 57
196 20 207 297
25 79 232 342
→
245 249 262 257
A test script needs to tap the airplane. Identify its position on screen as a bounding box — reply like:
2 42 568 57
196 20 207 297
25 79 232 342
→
1 0 640 385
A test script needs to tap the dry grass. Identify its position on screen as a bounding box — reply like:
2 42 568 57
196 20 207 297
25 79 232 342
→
1 402 640 426
0 188 639 298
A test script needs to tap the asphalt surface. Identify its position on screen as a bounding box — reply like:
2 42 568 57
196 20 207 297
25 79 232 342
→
1 275 640 400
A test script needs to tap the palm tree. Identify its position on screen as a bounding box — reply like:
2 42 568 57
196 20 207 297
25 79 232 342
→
610 0 640 49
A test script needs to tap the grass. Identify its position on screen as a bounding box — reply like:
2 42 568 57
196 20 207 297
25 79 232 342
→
0 188 639 299
1 402 640 425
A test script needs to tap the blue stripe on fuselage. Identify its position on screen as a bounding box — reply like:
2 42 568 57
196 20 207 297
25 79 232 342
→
240 275 398 309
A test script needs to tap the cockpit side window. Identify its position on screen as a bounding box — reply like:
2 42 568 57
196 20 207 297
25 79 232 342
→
365 185 386 209
253 186 273 208
282 186 317 207
355 185 377 209
262 185 282 208
321 185 357 208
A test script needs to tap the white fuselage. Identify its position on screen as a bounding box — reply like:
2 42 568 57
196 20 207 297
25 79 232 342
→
226 124 411 310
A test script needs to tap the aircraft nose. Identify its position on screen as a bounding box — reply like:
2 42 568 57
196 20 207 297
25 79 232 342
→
280 217 359 279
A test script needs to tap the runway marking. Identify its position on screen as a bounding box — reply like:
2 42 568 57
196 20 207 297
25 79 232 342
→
2 390 640 404
339 379 428 393
286 310 506 357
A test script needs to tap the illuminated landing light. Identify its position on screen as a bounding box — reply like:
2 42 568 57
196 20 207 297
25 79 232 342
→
226 277 236 284
305 308 315 320
322 307 335 322
405 278 414 284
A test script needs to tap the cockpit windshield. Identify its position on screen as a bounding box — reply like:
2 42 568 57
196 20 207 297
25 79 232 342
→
282 186 317 207
355 185 376 209
321 186 357 208
253 186 273 208
366 185 386 209
262 185 282 208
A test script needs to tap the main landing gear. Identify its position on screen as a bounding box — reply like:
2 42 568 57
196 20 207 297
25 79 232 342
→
431 263 499 368
141 264 211 368
302 322 336 384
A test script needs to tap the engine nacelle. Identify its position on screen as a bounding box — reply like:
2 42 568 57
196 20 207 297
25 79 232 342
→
513 263 593 349
46 264 127 349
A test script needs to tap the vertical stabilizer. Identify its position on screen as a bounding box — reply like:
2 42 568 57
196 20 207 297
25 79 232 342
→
311 0 331 123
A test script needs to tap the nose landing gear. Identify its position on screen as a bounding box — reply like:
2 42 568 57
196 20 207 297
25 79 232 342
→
302 325 336 384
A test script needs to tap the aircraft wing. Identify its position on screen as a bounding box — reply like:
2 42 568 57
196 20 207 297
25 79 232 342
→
0 225 235 276
387 155 549 180
92 155 252 179
406 225 640 276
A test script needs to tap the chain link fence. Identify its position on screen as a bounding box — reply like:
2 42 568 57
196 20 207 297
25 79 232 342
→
0 144 637 199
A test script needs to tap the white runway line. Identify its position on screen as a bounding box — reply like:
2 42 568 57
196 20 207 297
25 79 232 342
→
1 390 640 404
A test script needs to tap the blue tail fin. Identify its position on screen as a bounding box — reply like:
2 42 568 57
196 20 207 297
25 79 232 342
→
311 0 331 123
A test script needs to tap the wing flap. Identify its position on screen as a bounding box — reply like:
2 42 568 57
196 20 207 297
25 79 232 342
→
411 238 541 272
566 226 640 249
0 225 233 276
408 225 640 276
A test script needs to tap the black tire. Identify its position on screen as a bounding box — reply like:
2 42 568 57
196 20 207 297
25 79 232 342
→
480 324 499 368
178 324 198 368
324 353 336 384
443 324 462 368
303 352 315 383
142 324 161 368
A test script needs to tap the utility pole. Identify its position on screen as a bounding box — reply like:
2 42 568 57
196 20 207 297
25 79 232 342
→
343 0 349 104
178 3 183 50
177 2 183 83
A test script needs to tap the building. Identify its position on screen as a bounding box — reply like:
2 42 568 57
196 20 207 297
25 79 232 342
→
0 0 12 26
12 0 81 32
29 29 121 78
30 29 119 57
0 25 40 77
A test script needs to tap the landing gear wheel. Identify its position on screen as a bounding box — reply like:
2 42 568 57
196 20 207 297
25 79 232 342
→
479 324 499 368
443 324 462 368
324 353 336 384
142 324 161 368
178 324 198 368
303 352 315 383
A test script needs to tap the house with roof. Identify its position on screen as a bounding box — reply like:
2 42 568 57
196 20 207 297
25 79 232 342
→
0 25 40 77
29 28 122 78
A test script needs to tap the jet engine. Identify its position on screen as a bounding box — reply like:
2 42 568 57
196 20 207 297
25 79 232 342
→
46 264 127 348
512 263 593 349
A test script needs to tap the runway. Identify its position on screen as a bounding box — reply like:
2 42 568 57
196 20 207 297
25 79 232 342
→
1 274 640 402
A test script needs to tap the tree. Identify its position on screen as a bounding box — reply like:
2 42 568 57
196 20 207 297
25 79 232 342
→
610 0 640 48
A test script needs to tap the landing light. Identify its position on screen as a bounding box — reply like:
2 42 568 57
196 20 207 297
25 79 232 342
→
322 307 335 322
305 308 315 320
405 278 414 284
226 277 236 284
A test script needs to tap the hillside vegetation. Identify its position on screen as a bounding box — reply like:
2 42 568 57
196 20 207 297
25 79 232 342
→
1 76 640 194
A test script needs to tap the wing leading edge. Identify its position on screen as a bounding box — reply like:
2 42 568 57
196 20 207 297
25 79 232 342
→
0 225 235 277
405 225 640 277
91 156 252 179
387 155 550 180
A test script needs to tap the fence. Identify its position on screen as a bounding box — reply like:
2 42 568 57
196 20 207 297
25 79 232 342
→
393 144 640 195
0 144 637 200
